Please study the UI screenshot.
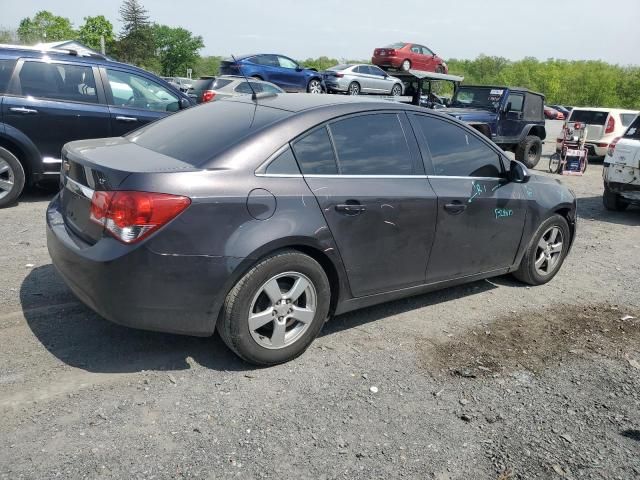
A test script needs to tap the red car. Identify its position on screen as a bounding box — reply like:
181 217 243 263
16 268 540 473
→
544 105 565 120
372 42 448 73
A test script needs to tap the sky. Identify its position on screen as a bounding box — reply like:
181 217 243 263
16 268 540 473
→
1 0 639 65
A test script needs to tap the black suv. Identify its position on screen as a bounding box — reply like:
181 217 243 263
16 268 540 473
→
443 86 547 168
0 45 193 207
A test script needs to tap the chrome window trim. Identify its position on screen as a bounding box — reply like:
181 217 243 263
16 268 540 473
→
255 173 303 178
64 175 94 200
254 173 505 180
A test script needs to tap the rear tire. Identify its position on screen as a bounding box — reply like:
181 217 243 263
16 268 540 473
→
513 214 570 286
347 82 360 96
217 250 331 366
0 147 26 208
603 186 629 211
515 135 542 168
401 59 411 71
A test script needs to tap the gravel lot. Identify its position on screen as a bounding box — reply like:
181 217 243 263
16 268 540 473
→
1 121 639 479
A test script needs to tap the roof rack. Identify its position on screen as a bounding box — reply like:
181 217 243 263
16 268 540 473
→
0 43 109 60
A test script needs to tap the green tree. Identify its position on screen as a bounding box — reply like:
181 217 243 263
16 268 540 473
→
152 24 203 76
77 15 115 53
0 28 18 44
194 55 223 77
17 10 75 44
116 0 154 68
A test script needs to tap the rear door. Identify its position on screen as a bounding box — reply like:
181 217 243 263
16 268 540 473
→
409 44 425 69
409 113 527 282
293 112 438 297
101 67 181 136
3 59 111 164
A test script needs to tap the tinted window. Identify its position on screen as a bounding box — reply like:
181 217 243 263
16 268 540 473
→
235 82 263 94
106 69 179 112
410 45 421 54
329 114 414 175
292 127 337 175
413 115 502 177
569 110 608 125
18 61 97 103
507 93 524 112
191 78 214 90
129 101 289 165
266 147 300 174
0 60 16 94
369 65 386 76
354 66 365 74
620 113 636 127
524 94 543 121
211 78 232 89
256 55 278 67
623 116 640 140
261 83 283 94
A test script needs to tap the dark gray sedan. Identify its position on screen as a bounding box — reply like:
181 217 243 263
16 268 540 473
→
47 95 576 365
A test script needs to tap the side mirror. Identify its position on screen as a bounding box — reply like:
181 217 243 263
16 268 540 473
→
509 160 530 183
179 97 191 110
295 66 303 72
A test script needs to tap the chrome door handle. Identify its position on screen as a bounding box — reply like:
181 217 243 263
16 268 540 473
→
115 116 138 122
9 107 38 114
335 203 366 215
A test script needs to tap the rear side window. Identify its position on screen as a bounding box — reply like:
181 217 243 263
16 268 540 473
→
17 61 97 103
329 114 414 175
569 110 608 125
413 115 502 177
292 127 337 175
620 113 636 127
524 94 543 121
266 147 300 175
623 116 640 140
0 60 16 94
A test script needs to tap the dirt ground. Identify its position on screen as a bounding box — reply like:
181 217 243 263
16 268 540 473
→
1 121 639 479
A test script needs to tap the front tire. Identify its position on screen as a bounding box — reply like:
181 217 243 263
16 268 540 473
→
603 186 629 211
515 135 542 168
513 214 570 285
307 78 323 94
0 147 26 208
435 65 445 74
217 250 331 365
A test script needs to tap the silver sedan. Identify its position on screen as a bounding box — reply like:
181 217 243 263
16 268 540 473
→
323 64 404 96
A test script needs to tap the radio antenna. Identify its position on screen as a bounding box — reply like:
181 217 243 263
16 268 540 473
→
231 54 258 101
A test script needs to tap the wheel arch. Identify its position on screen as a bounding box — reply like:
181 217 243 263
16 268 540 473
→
0 126 42 185
523 124 546 141
553 206 576 247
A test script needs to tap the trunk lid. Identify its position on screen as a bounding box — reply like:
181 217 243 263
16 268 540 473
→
567 110 609 140
60 137 199 244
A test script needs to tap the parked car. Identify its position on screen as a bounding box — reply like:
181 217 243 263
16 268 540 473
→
550 104 570 117
603 114 640 211
372 42 448 73
556 107 639 159
0 44 194 208
47 95 576 366
443 85 547 168
544 105 564 120
162 76 193 92
323 64 403 96
219 55 325 93
187 76 284 103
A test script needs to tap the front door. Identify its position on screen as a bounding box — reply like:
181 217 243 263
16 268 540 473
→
292 113 438 297
101 67 180 137
274 56 305 92
3 60 111 161
499 91 525 140
409 113 527 282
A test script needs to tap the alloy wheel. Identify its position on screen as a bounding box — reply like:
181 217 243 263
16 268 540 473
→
391 84 402 96
534 226 564 276
401 60 411 71
308 80 322 94
248 272 317 349
0 158 15 201
348 83 360 95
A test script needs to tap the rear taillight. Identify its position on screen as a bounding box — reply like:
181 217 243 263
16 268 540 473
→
333 73 344 78
605 115 615 134
607 137 621 156
90 191 191 244
202 90 216 102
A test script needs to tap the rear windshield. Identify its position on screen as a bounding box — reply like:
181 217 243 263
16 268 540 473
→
620 113 636 127
623 116 640 140
191 78 232 91
127 100 289 165
328 64 350 71
569 110 608 125
385 42 407 49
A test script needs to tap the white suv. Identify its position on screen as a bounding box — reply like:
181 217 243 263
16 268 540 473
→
557 108 639 159
603 115 640 211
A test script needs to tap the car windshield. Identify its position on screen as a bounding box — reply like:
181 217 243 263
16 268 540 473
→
450 87 504 110
385 42 407 49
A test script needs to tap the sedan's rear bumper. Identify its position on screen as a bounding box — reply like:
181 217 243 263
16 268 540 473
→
46 194 234 336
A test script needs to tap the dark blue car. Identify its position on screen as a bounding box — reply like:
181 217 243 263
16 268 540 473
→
0 45 194 207
219 54 325 94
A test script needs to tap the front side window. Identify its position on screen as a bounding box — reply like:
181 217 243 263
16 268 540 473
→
292 127 337 175
413 115 503 177
0 60 16 94
106 69 179 112
18 61 97 103
278 56 298 69
507 93 524 112
329 113 414 175
421 46 434 56
369 65 386 76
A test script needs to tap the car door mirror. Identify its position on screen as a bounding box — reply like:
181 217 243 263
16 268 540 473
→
179 97 191 110
509 160 530 183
